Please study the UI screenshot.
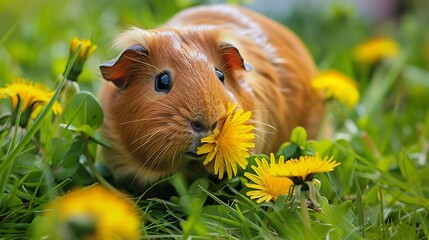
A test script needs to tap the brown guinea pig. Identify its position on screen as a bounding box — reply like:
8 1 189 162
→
98 4 324 188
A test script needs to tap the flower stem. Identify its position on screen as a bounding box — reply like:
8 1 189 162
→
300 191 311 229
83 137 118 193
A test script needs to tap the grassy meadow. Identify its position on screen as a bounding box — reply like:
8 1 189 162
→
1 0 429 239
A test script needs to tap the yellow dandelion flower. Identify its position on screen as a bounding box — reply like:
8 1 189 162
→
67 37 97 81
44 185 140 240
312 69 359 108
0 78 62 126
70 37 97 61
353 37 399 64
197 102 255 179
245 153 294 203
270 153 340 185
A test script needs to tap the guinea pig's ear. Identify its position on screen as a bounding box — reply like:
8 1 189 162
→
219 42 252 72
99 45 148 88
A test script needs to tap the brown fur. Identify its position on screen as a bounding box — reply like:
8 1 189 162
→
98 5 324 187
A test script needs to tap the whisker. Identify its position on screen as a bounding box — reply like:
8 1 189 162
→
130 137 173 185
125 55 164 73
128 127 174 158
147 139 171 166
172 137 187 171
152 141 175 171
128 128 164 150
118 116 172 126
128 125 175 146
253 127 276 136
144 95 178 111
250 118 278 133
253 131 269 147
129 133 168 158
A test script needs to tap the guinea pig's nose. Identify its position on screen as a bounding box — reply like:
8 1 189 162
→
191 121 216 133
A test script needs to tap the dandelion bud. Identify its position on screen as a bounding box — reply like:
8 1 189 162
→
65 37 97 82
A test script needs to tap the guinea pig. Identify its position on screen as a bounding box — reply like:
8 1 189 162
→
98 4 324 188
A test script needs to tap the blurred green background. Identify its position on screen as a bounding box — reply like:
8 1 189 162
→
1 0 428 86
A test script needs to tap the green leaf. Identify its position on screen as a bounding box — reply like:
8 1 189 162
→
89 131 111 149
245 154 270 172
15 153 45 174
51 138 74 168
3 193 23 209
180 197 208 238
29 215 59 239
363 185 379 205
317 198 356 237
73 164 96 185
63 91 104 130
77 125 95 137
53 138 84 179
290 126 307 147
188 178 209 195
175 179 209 238
55 152 80 180
276 142 298 159
382 188 422 205
398 149 421 191
247 153 270 163
302 140 318 155
354 174 364 238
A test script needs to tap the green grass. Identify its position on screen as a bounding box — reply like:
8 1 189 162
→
1 0 429 239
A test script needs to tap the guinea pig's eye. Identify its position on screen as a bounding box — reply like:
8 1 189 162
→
154 71 172 93
215 68 224 83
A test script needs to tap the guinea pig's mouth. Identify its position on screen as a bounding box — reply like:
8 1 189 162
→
184 151 205 160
